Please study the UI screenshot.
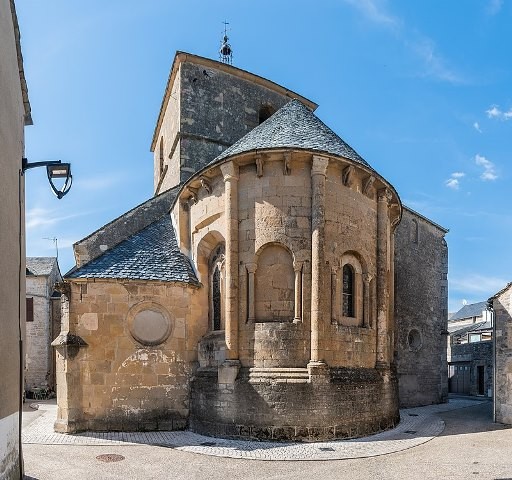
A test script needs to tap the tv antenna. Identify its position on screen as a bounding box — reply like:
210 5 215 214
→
44 237 59 259
219 20 233 65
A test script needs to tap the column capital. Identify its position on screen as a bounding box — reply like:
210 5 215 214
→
363 273 373 285
293 260 303 273
311 155 329 177
220 161 239 182
246 262 257 274
377 187 393 203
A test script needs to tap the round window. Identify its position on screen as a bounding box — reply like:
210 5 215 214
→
128 303 172 346
408 329 422 350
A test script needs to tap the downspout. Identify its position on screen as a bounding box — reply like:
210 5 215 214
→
487 299 496 423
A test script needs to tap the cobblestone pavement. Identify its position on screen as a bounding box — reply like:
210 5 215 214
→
22 398 485 461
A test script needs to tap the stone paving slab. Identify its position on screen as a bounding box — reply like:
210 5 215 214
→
22 398 486 461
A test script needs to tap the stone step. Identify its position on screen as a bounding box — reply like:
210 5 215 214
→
248 367 310 383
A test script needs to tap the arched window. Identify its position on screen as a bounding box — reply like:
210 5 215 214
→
411 218 419 244
258 104 276 124
208 244 225 330
342 264 355 318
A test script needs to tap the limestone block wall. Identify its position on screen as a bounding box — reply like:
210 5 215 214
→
0 0 30 476
493 285 512 424
25 276 51 389
394 208 448 407
55 279 204 432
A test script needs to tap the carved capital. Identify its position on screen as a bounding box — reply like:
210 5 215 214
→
283 152 291 176
293 261 303 273
220 161 239 182
246 262 257 274
363 273 373 285
377 187 393 203
311 155 329 177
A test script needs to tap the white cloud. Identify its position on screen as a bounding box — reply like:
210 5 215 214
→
341 0 400 29
486 105 512 120
342 0 464 84
445 172 465 190
475 154 498 181
25 207 89 230
487 0 503 15
473 122 482 133
450 273 508 296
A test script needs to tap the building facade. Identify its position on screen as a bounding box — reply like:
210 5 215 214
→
54 52 448 441
0 0 32 477
490 283 512 424
25 257 62 393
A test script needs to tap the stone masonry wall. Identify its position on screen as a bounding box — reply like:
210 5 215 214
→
156 60 309 192
449 341 493 396
191 367 399 441
55 279 205 432
394 208 448 407
494 286 512 424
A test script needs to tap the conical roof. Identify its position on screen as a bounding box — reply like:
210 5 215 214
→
212 99 372 169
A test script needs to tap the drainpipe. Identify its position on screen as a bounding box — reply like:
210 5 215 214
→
487 299 496 423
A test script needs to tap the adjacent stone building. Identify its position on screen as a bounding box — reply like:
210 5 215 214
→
447 301 493 397
25 257 62 393
490 283 512 424
54 52 448 441
0 0 32 477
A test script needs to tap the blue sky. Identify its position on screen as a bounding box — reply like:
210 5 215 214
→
17 0 511 313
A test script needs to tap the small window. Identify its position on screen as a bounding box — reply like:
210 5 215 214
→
159 137 164 175
469 333 481 343
26 297 34 322
342 264 355 317
411 219 419 244
258 104 276 124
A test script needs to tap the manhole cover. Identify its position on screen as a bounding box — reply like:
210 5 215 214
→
96 454 125 463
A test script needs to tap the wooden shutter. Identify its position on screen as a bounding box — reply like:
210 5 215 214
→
26 297 34 322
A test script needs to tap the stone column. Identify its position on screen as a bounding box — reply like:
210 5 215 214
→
363 273 372 328
246 263 257 322
309 155 329 368
220 161 240 364
293 261 303 323
376 188 392 369
331 266 338 324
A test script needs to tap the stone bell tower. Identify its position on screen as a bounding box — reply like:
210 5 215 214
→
150 51 317 195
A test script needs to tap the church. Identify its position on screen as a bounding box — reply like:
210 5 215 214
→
53 49 449 441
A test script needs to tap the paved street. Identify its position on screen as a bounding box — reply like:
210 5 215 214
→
23 398 512 480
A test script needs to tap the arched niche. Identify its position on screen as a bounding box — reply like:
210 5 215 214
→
255 243 295 322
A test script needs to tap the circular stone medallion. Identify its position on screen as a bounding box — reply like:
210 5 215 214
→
128 303 172 346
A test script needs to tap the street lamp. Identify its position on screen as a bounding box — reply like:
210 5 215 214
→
22 158 72 199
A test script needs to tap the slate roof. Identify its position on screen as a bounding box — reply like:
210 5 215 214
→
448 321 486 337
26 257 57 276
67 215 199 285
449 301 488 322
211 99 372 169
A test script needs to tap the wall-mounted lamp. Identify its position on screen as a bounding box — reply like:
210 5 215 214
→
22 158 72 199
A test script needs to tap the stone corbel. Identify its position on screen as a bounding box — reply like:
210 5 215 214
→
255 155 264 178
199 176 211 194
342 165 355 187
186 186 199 204
283 152 291 176
363 175 375 196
